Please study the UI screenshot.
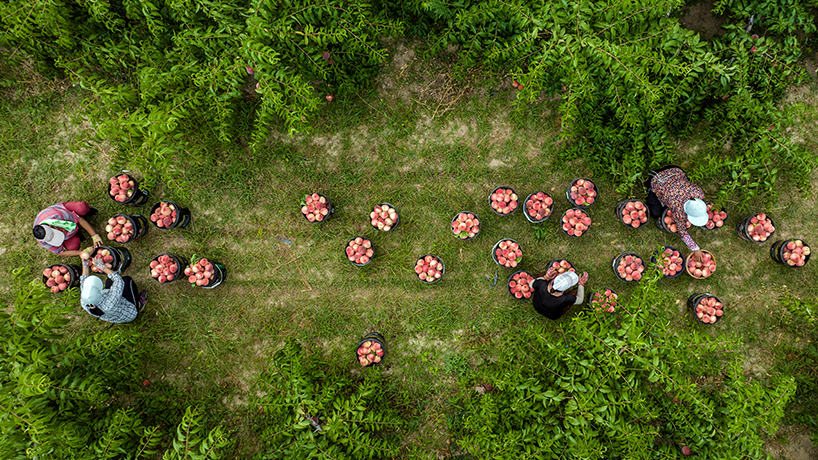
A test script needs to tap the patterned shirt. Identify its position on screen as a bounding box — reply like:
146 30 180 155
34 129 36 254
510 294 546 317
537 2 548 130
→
79 273 138 323
650 168 705 251
33 203 80 254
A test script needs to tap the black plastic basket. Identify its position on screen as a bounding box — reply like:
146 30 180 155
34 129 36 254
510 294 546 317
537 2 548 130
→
770 239 811 268
301 193 334 223
415 254 445 283
150 253 188 284
612 252 644 283
355 332 386 367
491 238 522 268
345 237 374 266
371 203 399 232
736 213 775 243
107 172 149 205
688 293 724 325
488 186 518 216
565 178 598 208
649 246 684 278
615 199 649 229
42 264 81 293
522 192 553 223
90 246 131 273
507 270 534 300
150 201 191 230
451 211 480 240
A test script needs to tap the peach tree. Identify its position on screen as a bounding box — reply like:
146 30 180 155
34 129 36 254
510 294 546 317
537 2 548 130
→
0 270 227 459
451 272 795 457
0 0 399 186
251 341 405 459
402 0 815 207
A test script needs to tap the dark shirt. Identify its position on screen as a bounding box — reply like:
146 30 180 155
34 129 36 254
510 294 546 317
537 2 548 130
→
532 280 576 320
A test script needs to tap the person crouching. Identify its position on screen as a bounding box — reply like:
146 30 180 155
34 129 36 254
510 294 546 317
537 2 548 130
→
529 269 588 320
80 255 147 323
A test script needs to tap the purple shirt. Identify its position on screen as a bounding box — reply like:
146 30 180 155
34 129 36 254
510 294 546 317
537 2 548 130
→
650 168 705 251
34 203 80 254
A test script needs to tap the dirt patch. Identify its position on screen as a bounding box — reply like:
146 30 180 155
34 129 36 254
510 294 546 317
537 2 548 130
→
766 425 818 460
679 1 727 40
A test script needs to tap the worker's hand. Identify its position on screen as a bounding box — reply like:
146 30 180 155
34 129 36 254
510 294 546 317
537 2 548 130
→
693 250 704 263
92 257 107 271
80 248 92 260
578 272 589 286
544 265 559 281
91 234 103 248
81 257 90 269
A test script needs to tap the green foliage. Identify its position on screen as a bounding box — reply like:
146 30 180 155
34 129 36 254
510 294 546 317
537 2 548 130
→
778 294 818 446
398 0 815 207
451 273 796 457
252 341 405 459
0 270 228 459
713 0 818 36
163 407 230 460
0 0 399 185
0 269 149 459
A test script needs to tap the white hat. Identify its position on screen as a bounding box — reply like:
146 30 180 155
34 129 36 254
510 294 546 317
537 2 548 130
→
35 225 66 247
553 271 579 292
81 276 104 306
684 199 708 227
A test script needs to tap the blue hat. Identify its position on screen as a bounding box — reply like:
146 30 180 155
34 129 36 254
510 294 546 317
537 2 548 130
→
684 199 708 227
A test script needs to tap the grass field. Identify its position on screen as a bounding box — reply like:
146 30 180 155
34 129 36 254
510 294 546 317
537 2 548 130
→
1 49 817 457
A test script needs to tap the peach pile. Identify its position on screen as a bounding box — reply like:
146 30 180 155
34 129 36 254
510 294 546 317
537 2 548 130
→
43 265 71 293
561 209 591 237
781 240 810 267
694 296 723 324
371 204 397 231
150 255 179 283
91 248 115 273
108 174 136 202
567 179 596 206
619 200 648 228
508 271 534 299
493 239 522 268
655 247 684 277
185 258 216 286
415 255 443 283
346 237 374 265
615 254 645 282
705 203 727 229
151 202 178 228
301 193 330 222
591 289 617 313
106 216 135 243
524 192 553 221
547 259 575 278
686 251 716 279
662 209 692 233
452 212 480 239
490 187 518 215
744 213 775 242
357 339 384 366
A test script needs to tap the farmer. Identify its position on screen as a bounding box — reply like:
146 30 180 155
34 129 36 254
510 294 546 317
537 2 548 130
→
645 166 708 262
80 254 147 323
529 268 588 320
33 201 103 257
